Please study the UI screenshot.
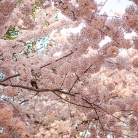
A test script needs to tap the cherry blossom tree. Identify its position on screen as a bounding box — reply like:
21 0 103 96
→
0 0 138 138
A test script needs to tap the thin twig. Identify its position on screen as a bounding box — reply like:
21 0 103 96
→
0 74 20 82
68 77 79 93
98 29 120 44
84 64 93 73
60 74 67 89
40 51 73 69
19 99 29 105
82 98 104 130
83 98 127 125
97 0 108 13
53 91 92 109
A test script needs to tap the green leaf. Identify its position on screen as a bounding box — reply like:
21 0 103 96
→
3 26 19 40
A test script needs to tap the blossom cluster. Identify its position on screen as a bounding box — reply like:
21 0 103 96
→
0 0 138 138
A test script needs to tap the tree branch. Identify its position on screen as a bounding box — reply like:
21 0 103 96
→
0 74 20 82
97 0 108 13
53 91 92 109
83 98 127 125
98 29 120 44
82 97 104 130
40 51 73 69
0 82 74 96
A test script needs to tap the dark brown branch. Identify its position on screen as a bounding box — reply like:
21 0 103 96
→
40 51 73 69
94 103 127 124
82 98 104 130
19 99 29 105
0 74 20 82
84 64 93 73
93 106 104 130
84 98 127 125
0 82 74 96
55 51 73 62
53 91 92 109
68 77 79 93
68 73 82 93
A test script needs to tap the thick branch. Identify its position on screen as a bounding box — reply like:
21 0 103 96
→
0 82 74 96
